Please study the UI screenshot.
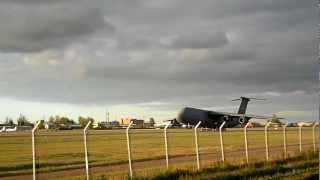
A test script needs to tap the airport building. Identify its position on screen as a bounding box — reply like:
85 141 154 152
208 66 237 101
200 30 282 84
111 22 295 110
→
98 121 120 128
120 118 144 128
143 122 154 128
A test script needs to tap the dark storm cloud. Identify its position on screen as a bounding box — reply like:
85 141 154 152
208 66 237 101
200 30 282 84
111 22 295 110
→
0 0 112 52
1 0 66 3
0 0 317 120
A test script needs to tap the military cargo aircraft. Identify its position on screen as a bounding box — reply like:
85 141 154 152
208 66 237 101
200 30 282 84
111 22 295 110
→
177 97 275 129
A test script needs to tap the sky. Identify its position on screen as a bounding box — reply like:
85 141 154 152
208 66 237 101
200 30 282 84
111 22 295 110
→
0 0 318 123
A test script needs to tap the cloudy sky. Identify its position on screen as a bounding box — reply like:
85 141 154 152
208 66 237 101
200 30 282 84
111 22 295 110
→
0 0 318 123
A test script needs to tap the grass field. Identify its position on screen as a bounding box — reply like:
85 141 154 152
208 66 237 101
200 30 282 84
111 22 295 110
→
130 151 319 180
0 127 318 178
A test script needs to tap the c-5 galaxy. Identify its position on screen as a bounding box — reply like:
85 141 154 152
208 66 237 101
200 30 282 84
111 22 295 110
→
177 97 274 129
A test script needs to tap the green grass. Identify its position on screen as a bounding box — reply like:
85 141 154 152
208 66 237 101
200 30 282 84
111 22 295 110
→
130 151 319 180
0 127 318 177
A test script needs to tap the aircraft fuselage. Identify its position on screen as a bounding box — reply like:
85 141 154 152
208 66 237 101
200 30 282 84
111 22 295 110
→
177 107 250 128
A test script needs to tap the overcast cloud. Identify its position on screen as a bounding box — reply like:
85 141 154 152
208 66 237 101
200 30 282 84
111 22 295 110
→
0 0 317 122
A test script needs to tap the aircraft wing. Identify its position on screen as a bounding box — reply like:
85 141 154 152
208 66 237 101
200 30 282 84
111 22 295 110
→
211 111 282 119
241 113 284 119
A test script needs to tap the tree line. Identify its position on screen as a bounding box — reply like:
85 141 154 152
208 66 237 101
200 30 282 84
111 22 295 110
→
1 114 95 128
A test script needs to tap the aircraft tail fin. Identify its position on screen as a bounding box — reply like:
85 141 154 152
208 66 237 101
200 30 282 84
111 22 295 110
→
232 97 266 114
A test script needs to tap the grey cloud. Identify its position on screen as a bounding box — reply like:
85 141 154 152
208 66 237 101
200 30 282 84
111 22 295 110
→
0 0 112 52
1 0 65 3
116 36 158 50
169 31 228 49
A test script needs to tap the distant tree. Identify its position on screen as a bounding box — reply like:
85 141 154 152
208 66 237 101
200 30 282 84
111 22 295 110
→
59 117 75 125
17 114 32 126
47 115 74 129
4 117 9 124
48 116 55 123
38 120 45 129
4 117 14 126
47 116 58 129
55 115 60 123
149 118 155 127
8 119 14 126
78 116 94 128
78 116 86 127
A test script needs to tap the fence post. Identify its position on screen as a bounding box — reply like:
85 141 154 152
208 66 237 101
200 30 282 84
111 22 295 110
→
244 122 250 164
313 122 318 152
219 121 226 162
194 121 201 170
126 121 134 179
298 124 303 153
84 121 92 180
32 121 41 180
264 122 271 161
164 123 170 169
283 123 288 158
